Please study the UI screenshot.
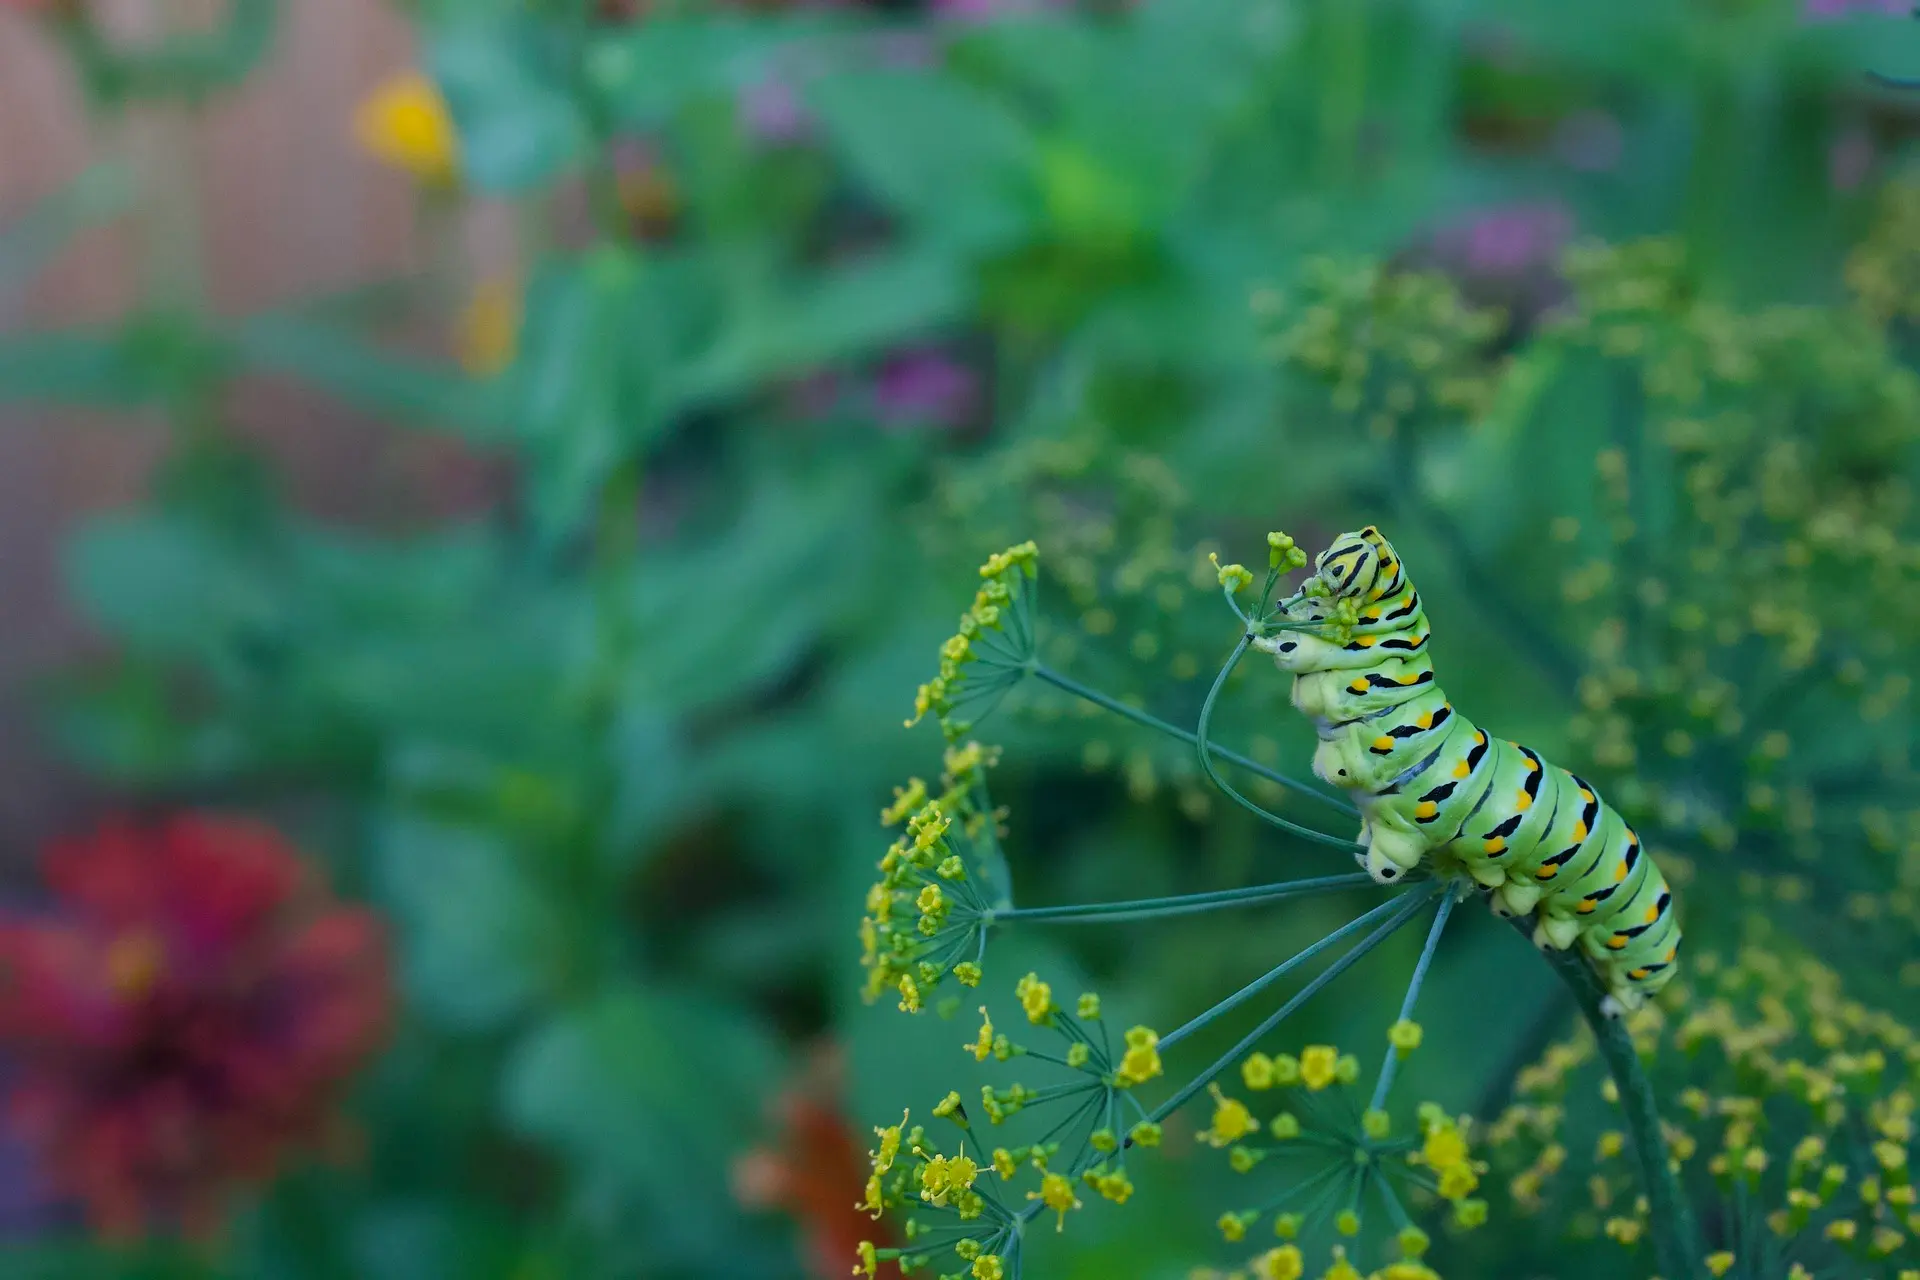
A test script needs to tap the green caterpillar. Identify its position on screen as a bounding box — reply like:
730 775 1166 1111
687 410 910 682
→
1253 527 1680 1012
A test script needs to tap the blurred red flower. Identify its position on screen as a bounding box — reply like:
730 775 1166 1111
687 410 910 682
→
734 1043 897 1278
0 815 392 1238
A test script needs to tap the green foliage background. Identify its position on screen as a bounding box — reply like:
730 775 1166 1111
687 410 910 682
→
2 0 1919 1276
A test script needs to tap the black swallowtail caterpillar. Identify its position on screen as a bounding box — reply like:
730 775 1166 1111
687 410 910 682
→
1252 526 1680 1012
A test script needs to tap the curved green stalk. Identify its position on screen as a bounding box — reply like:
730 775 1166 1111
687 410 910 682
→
1194 636 1365 852
1031 664 1357 818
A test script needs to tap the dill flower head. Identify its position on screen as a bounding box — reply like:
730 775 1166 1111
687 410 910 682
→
1482 920 1918 1275
906 542 1039 742
1205 1035 1487 1278
860 741 1012 1013
0 815 392 1238
854 977 1162 1279
1255 255 1505 441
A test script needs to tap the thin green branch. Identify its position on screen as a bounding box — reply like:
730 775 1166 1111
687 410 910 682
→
1030 664 1357 818
1160 891 1418 1052
1368 890 1456 1114
1136 885 1440 1133
1194 637 1367 852
993 871 1379 926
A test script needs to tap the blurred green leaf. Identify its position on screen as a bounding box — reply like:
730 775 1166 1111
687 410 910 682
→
501 987 781 1261
808 69 1040 251
431 18 589 193
376 817 577 1033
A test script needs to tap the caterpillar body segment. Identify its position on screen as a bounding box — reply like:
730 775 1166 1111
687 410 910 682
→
1251 526 1680 1011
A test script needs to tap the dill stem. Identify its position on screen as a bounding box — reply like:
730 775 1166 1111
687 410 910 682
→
1029 663 1357 818
1524 921 1706 1280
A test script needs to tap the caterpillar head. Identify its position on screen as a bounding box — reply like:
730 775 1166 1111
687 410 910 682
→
1310 526 1402 602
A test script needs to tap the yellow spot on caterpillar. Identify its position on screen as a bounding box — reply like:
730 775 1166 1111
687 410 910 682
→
1664 948 1675 962
1452 760 1471 779
1363 606 1382 620
1350 679 1369 694
1473 731 1486 745
1356 635 1376 647
1415 802 1438 820
1397 673 1421 685
1577 898 1597 914
1484 837 1507 855
1524 756 1540 773
1515 791 1532 811
1572 822 1588 842
1607 935 1628 950
1415 713 1433 730
1628 968 1649 980
1536 865 1559 880
1644 905 1659 924
1613 861 1629 883
1372 736 1395 753
1580 790 1595 803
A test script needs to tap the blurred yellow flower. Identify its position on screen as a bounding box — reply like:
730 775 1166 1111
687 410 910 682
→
456 277 521 378
356 72 459 185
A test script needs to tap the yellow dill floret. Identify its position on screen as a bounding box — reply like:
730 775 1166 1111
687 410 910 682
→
1077 992 1102 1020
1376 1264 1440 1280
1300 1045 1339 1090
1362 1109 1391 1139
1218 1211 1251 1242
1396 1225 1430 1257
1204 1085 1259 1147
882 778 929 826
1705 1253 1734 1277
1088 1167 1134 1203
854 1240 879 1278
971 1256 1004 1280
1334 1208 1360 1236
1389 1019 1424 1057
1605 1216 1644 1245
1267 532 1309 571
1029 1171 1082 1231
1116 1026 1164 1087
1243 1052 1277 1090
918 1153 980 1206
1015 972 1055 1025
1130 1121 1163 1148
1253 1244 1304 1280
871 1111 907 1174
1320 1244 1363 1280
1209 552 1255 594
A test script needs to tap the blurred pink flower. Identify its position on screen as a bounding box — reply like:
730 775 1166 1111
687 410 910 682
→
0 815 392 1239
740 75 814 144
1804 0 1908 19
1430 202 1573 278
873 348 979 430
1829 126 1876 191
